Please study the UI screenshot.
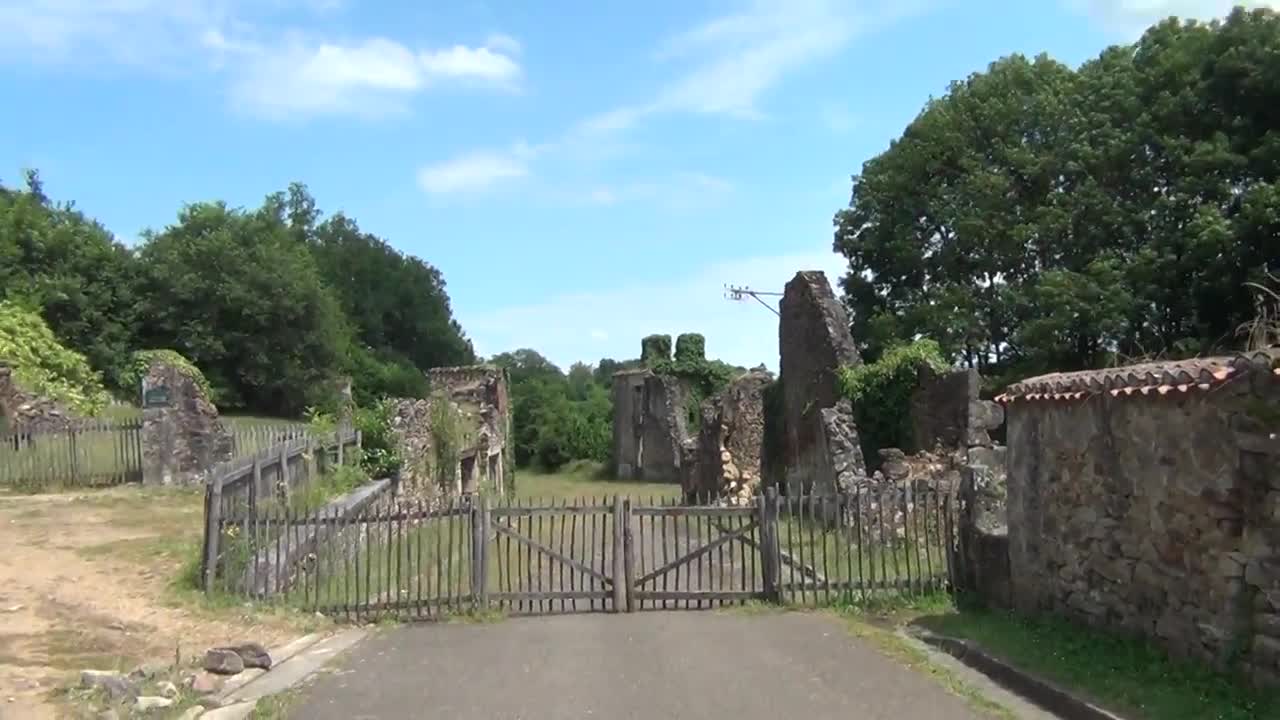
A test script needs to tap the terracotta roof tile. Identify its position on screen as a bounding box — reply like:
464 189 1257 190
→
996 349 1280 403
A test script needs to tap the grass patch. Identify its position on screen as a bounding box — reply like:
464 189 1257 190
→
837 609 1016 720
251 688 304 719
515 468 680 502
916 608 1280 720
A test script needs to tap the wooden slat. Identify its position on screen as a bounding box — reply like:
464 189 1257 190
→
490 591 611 602
631 505 755 517
634 590 762 602
491 504 612 515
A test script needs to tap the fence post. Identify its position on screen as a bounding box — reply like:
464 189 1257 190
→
278 444 291 504
336 431 345 467
612 495 628 613
68 428 80 485
202 471 225 592
759 487 781 603
471 496 489 610
623 498 636 613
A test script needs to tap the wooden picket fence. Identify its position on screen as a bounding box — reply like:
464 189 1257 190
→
0 420 143 490
203 486 957 620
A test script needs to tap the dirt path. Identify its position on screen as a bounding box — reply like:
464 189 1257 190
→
0 487 314 719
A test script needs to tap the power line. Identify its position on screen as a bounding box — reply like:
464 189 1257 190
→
724 284 782 317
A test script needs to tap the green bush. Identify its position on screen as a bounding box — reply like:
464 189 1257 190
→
838 339 948 465
674 333 706 363
354 398 403 479
119 349 213 403
0 301 109 415
641 334 672 365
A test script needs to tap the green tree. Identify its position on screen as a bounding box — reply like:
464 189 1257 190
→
834 8 1280 384
134 196 350 415
305 195 475 372
0 170 139 387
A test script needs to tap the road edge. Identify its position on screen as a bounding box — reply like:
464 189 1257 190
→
904 627 1127 720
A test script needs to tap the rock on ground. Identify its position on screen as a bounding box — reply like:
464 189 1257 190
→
204 649 245 675
227 641 272 670
134 696 174 711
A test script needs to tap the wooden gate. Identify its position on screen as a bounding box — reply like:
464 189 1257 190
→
206 488 955 621
625 500 767 609
490 497 624 614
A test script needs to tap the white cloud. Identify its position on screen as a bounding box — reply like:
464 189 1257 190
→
418 44 520 82
417 146 534 194
484 32 522 56
423 1 918 200
1067 0 1280 33
214 32 521 118
459 249 850 371
0 1 522 118
651 0 859 118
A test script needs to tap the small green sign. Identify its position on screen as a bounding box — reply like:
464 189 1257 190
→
143 385 171 408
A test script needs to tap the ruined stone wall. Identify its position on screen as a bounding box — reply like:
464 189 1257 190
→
1003 351 1280 683
688 369 771 503
611 369 691 483
388 396 437 495
141 360 232 486
0 364 78 434
778 271 862 496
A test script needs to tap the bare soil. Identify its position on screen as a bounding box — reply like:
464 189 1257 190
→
0 486 324 719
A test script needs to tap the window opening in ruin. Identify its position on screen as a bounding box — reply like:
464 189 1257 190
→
460 454 477 494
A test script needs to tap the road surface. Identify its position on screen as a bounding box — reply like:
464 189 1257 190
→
288 611 1013 719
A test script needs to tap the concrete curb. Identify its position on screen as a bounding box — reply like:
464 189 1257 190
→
209 628 369 713
906 627 1126 720
216 632 325 699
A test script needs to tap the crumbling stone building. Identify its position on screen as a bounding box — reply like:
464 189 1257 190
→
685 367 772 503
611 367 692 483
390 364 513 498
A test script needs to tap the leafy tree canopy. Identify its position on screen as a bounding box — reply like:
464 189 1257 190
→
133 197 353 416
0 171 138 386
835 8 1280 386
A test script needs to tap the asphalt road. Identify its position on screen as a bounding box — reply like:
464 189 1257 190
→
288 611 1004 720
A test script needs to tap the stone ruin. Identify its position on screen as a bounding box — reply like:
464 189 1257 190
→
687 367 773 504
777 271 868 497
141 358 233 486
0 363 79 436
612 366 691 483
389 364 513 501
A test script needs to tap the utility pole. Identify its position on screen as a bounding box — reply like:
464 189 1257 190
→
724 285 783 317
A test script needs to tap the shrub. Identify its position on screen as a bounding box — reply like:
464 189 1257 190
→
0 301 109 415
838 339 948 465
354 398 403 479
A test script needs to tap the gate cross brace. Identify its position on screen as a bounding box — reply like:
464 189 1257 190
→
714 520 827 585
492 520 614 586
634 519 760 587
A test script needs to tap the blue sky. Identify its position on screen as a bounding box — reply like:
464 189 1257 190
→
0 0 1269 371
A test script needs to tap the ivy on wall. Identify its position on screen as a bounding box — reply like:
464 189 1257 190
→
641 334 673 365
120 349 213 402
838 339 948 466
649 333 737 432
